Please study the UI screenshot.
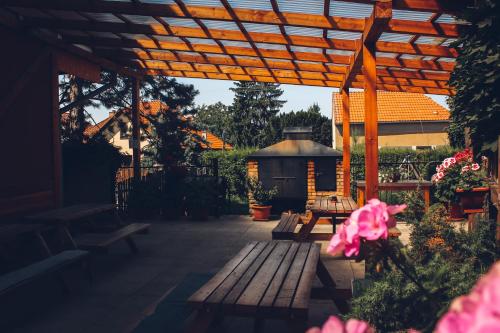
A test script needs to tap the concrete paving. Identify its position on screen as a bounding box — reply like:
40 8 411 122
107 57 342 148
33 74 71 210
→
8 215 370 333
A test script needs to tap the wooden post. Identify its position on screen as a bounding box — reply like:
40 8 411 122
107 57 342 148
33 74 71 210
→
131 78 141 180
363 42 379 200
51 52 63 207
341 87 351 197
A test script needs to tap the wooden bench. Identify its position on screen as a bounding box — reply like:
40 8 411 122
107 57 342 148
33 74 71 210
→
187 241 320 333
0 250 90 296
271 213 301 240
75 223 150 254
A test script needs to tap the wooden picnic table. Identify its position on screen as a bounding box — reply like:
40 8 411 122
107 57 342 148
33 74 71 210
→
187 241 347 333
299 196 358 241
25 203 118 250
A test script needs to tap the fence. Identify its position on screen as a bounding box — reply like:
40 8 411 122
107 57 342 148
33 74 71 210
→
350 157 441 204
115 159 221 211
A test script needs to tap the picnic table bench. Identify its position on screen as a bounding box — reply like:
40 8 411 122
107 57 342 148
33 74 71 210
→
0 223 90 298
26 203 150 253
187 240 347 333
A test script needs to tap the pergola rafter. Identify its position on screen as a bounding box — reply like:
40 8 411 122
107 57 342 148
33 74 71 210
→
0 0 467 198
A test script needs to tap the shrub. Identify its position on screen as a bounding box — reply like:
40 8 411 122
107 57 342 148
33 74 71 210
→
202 148 257 199
349 203 497 332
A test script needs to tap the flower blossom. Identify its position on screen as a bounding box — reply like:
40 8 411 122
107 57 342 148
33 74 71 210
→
435 261 500 333
461 165 471 173
306 316 375 333
471 163 480 171
327 199 406 257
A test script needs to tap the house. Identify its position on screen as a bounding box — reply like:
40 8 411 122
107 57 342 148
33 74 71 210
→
84 100 231 161
332 92 450 150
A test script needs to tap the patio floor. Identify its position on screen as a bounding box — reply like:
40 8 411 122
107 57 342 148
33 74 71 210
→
8 215 385 333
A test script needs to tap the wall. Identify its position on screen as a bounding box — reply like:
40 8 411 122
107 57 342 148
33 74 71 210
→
0 28 60 216
246 159 343 212
334 122 450 149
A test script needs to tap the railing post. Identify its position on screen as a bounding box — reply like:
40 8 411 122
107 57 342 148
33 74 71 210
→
341 86 351 197
131 78 141 180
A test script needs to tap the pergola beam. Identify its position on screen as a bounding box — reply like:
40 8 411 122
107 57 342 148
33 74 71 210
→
341 87 351 197
131 78 141 180
22 18 458 56
341 0 392 91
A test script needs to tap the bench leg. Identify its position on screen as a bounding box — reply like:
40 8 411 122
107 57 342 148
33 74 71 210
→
125 236 139 254
56 273 71 295
184 309 215 333
82 258 93 284
316 259 350 314
253 318 265 333
287 319 307 333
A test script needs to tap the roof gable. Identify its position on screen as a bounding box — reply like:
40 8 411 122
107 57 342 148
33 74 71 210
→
333 91 450 124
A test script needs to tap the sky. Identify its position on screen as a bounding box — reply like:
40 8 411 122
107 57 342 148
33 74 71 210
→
88 78 449 122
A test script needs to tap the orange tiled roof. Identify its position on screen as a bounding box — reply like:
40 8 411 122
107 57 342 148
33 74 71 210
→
84 100 232 150
333 92 450 125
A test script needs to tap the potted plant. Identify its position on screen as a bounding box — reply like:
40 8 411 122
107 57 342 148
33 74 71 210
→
432 149 488 217
247 177 278 221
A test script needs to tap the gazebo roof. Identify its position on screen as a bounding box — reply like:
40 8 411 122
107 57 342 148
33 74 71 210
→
0 0 468 95
249 140 342 158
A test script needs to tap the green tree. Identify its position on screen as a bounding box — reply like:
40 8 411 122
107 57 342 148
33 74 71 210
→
228 81 286 147
263 103 332 146
194 102 231 139
448 0 500 153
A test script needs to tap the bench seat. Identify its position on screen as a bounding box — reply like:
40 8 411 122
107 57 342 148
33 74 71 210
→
272 213 301 240
0 250 89 296
76 223 150 253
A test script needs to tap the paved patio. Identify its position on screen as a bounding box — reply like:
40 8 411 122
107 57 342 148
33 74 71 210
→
9 215 374 333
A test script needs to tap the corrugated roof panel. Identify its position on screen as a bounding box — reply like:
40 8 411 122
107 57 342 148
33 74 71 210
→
285 26 324 37
243 23 282 34
201 19 240 31
227 0 273 10
393 9 433 21
330 1 373 18
276 0 324 15
379 32 413 43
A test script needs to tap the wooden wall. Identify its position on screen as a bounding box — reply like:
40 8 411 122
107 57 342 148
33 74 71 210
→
0 28 60 217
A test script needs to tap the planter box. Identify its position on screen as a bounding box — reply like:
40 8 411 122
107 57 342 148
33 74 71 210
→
456 187 489 212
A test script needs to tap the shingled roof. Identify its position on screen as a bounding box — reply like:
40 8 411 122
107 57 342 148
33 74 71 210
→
333 91 450 125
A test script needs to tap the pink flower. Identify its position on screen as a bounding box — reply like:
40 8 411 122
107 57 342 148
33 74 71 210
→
471 163 480 171
449 157 457 165
436 262 500 333
307 316 375 333
443 160 451 169
462 165 471 173
327 221 361 257
327 200 406 257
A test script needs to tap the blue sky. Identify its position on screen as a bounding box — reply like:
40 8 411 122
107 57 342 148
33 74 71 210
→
89 78 449 122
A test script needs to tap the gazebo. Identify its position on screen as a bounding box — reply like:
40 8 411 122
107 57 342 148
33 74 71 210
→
0 0 463 215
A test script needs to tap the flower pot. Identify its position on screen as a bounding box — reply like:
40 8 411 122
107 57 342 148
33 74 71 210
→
445 202 464 220
251 205 272 221
456 187 489 212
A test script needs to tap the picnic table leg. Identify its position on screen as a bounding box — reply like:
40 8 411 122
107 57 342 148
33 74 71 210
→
297 213 319 241
59 225 78 250
287 318 307 333
184 309 216 333
316 259 350 314
35 231 53 257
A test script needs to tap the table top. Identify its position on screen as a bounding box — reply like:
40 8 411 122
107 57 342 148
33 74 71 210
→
188 241 320 318
26 203 116 223
309 196 358 215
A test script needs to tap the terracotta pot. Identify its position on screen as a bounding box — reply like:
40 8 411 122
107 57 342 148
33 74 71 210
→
456 187 489 212
445 202 464 220
251 205 272 221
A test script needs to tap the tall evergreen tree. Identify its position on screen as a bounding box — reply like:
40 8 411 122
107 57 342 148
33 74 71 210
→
262 103 332 146
228 82 285 148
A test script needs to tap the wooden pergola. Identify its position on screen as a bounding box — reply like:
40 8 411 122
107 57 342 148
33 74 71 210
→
0 0 464 202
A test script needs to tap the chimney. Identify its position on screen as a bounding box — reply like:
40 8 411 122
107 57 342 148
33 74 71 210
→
283 127 313 140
